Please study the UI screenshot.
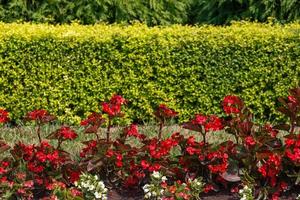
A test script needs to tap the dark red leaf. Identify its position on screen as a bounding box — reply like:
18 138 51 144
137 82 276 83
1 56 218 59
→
273 124 290 131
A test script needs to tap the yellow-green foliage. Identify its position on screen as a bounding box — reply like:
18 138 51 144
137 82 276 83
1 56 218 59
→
0 22 299 124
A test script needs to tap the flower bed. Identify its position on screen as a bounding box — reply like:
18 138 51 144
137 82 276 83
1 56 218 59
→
1 87 300 199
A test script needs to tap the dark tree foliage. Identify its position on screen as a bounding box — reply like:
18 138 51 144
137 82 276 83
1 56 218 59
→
189 0 300 25
0 0 299 25
0 0 191 25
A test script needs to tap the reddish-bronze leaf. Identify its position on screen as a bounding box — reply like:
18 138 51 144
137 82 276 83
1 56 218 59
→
182 122 202 132
84 125 98 133
273 124 290 131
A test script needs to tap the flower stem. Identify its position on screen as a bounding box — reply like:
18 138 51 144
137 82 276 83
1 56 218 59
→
106 118 111 142
201 132 206 144
57 140 62 150
158 122 164 140
37 123 42 144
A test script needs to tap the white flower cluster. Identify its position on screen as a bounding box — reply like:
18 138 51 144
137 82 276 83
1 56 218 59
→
239 185 254 200
152 171 167 182
188 177 204 194
143 171 167 199
296 194 300 200
75 173 108 200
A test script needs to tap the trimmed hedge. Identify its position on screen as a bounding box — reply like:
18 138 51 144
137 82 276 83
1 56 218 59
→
0 22 300 124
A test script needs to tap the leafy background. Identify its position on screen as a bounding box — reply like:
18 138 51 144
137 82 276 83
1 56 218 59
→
0 0 299 25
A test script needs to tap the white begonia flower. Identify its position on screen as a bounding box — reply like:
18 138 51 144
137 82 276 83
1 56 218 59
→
94 191 102 199
144 192 152 199
94 175 99 180
99 181 105 188
152 191 157 196
152 171 161 179
143 184 149 189
88 185 95 191
160 189 164 195
161 176 167 182
240 197 246 200
82 182 88 188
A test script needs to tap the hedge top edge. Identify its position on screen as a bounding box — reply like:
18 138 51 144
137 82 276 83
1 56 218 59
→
1 21 300 40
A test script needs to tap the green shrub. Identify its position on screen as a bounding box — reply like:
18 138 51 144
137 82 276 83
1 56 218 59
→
0 22 299 124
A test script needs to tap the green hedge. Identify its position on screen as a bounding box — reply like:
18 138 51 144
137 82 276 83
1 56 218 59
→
0 22 300 124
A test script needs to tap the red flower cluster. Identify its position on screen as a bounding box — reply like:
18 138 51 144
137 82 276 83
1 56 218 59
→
258 153 282 186
191 114 223 131
264 124 279 138
191 114 207 125
244 136 256 147
79 140 98 158
101 94 126 117
122 160 151 188
285 134 300 164
25 109 55 123
148 137 178 159
105 149 123 167
154 104 178 122
203 184 214 193
22 141 65 170
185 136 204 159
139 159 161 172
80 112 105 127
222 95 243 114
0 109 9 123
56 126 78 140
124 124 145 140
1 139 77 198
0 161 10 175
204 115 223 131
207 149 229 174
